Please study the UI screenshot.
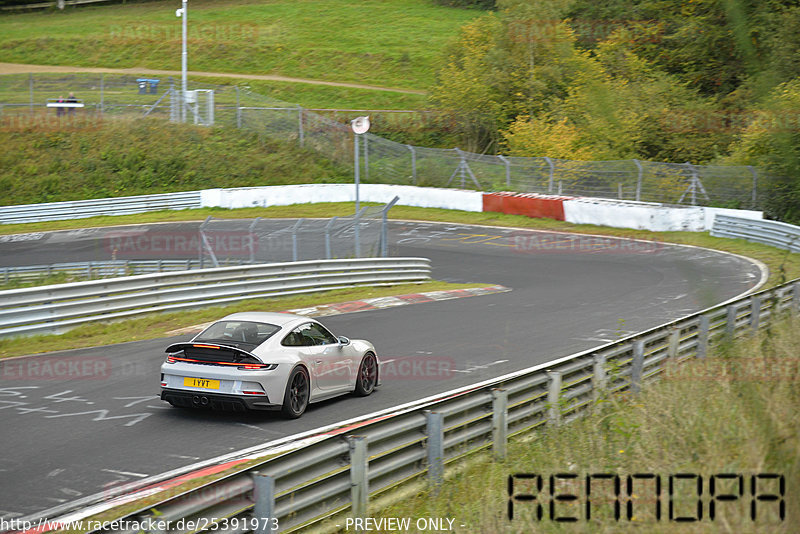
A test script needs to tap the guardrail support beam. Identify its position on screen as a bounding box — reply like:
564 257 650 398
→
425 411 444 493
546 371 562 426
253 472 277 534
348 435 368 519
793 283 800 314
726 304 738 338
667 327 681 361
750 297 761 332
631 340 644 393
696 315 710 360
491 388 508 461
592 355 607 402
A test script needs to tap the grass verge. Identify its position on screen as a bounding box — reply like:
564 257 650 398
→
0 281 490 359
370 315 800 533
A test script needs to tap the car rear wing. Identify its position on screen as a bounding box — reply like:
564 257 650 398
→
165 342 264 365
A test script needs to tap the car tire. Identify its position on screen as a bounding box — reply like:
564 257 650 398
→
354 352 378 396
281 366 310 419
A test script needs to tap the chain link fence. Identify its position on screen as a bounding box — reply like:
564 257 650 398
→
197 199 398 267
0 72 766 209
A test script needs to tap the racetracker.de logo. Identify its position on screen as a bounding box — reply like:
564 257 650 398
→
104 231 256 257
1 357 111 381
513 233 664 255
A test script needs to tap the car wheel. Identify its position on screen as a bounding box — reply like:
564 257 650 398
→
354 353 378 396
281 366 310 419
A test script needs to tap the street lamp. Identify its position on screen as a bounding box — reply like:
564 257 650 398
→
175 0 187 123
351 116 370 257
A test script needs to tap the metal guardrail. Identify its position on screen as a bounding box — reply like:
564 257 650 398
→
0 191 202 225
711 214 800 253
0 257 431 337
0 259 242 283
54 276 792 534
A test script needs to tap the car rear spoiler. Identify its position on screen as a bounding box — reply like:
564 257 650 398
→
165 342 263 363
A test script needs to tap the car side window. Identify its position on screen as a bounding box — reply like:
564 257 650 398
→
282 323 337 346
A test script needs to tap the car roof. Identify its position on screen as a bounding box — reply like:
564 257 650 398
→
218 311 311 327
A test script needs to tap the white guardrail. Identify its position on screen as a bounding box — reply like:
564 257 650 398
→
0 192 203 225
19 277 794 534
0 258 432 337
712 214 800 252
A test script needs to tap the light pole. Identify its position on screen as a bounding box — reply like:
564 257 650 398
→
350 116 370 257
176 0 187 123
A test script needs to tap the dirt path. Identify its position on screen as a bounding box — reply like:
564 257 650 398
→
0 61 426 95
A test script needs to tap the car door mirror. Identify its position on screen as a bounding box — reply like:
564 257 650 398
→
337 336 350 346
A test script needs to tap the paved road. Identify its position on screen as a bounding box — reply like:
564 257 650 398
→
0 221 763 518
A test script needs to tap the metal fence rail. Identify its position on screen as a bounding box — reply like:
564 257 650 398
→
0 191 202 225
64 276 795 534
0 257 431 337
0 259 246 284
712 214 800 252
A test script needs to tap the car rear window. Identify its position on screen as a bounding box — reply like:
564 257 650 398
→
195 321 280 348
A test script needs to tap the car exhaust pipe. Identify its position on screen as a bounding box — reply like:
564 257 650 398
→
200 396 210 406
192 395 201 405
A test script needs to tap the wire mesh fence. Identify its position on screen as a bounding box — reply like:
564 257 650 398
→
0 72 767 209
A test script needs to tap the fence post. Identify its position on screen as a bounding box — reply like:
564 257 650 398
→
406 145 417 185
363 134 369 182
248 217 261 263
298 106 304 147
28 73 33 116
348 435 368 519
667 327 681 361
492 388 508 461
498 155 511 187
592 355 606 402
325 216 338 259
252 472 277 534
793 283 800 314
544 157 555 193
750 297 761 332
425 411 444 493
547 371 562 426
726 304 738 338
235 86 241 129
696 315 710 360
631 340 644 393
292 219 304 262
633 159 643 202
379 196 399 258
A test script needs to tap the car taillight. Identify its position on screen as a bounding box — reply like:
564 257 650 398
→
239 363 277 370
166 355 177 363
242 390 266 395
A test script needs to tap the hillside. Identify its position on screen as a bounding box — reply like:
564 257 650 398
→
0 117 351 205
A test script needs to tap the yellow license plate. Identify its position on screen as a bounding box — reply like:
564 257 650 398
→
184 377 220 390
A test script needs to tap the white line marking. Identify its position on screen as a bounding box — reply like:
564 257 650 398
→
101 469 148 478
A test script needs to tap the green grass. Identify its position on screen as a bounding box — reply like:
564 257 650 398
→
0 0 480 91
0 281 490 359
0 118 352 205
367 315 800 533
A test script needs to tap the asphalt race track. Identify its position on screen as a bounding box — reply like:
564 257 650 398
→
0 220 763 518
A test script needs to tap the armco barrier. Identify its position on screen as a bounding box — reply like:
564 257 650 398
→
0 191 202 225
0 257 431 337
712 214 800 252
29 275 791 534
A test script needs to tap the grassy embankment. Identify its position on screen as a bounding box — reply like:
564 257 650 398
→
367 315 800 533
0 0 479 106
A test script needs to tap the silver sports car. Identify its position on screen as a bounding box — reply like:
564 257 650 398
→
160 312 379 418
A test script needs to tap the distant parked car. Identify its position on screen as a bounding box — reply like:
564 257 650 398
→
160 312 379 418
